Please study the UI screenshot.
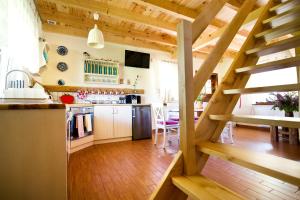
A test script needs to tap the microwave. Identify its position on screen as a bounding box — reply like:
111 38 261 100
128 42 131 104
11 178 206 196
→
125 95 141 104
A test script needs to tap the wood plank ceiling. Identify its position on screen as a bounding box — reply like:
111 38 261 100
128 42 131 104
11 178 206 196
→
35 0 251 59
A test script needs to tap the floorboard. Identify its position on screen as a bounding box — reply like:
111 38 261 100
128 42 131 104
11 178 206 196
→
68 127 300 200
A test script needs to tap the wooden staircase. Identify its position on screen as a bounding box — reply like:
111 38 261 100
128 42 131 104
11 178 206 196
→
150 0 300 199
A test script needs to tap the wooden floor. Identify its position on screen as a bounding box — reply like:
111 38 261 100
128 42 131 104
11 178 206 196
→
68 127 300 200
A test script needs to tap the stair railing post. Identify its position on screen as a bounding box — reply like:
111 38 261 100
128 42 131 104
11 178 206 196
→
177 20 198 175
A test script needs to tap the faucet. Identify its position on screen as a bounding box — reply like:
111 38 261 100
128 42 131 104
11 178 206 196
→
5 69 33 89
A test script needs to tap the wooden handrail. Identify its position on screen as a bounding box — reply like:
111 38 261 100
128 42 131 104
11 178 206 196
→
193 0 257 101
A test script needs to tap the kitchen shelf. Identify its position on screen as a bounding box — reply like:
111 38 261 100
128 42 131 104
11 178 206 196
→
84 59 119 84
43 85 144 94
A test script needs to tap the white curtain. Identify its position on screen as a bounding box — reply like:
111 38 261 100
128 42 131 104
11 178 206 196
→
8 0 42 73
0 0 41 96
0 0 8 96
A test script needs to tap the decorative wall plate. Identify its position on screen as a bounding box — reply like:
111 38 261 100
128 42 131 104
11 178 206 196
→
58 79 65 85
57 62 68 72
57 46 68 56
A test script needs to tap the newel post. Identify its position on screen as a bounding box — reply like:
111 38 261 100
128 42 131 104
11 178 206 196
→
177 20 198 175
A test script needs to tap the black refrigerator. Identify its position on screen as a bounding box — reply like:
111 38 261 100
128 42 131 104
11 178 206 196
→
132 105 152 140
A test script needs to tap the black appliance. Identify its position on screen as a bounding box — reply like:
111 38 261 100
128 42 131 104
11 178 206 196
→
125 50 150 68
132 105 152 140
126 95 141 104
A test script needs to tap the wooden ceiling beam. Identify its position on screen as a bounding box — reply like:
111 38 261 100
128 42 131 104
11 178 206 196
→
43 23 236 60
46 0 177 33
197 45 238 58
42 23 175 53
37 8 177 46
192 51 209 60
133 0 228 29
225 0 243 10
211 19 228 28
133 0 198 21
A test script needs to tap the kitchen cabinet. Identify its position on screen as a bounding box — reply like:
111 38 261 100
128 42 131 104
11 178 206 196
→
94 105 132 140
94 106 114 140
114 106 132 138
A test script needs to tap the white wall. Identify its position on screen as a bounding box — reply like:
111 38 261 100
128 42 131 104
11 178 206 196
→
40 32 179 104
40 33 258 107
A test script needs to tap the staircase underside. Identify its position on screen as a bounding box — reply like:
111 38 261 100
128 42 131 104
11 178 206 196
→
150 0 300 199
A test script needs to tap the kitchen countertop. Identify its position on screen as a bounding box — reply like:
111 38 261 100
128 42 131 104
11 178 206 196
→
68 103 151 107
0 103 66 110
0 103 151 110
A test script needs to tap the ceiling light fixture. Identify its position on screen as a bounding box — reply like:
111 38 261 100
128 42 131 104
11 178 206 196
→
87 13 104 49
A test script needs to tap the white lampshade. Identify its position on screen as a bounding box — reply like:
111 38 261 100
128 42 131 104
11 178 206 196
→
87 24 104 49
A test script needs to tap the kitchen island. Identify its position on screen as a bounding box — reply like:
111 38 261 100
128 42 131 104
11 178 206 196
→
0 104 67 200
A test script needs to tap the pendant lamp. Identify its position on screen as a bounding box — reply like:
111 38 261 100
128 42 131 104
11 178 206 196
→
87 13 104 49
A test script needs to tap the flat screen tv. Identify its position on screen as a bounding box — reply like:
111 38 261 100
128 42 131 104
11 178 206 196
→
125 50 150 69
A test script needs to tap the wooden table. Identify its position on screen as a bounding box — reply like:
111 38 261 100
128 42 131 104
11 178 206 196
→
270 125 299 145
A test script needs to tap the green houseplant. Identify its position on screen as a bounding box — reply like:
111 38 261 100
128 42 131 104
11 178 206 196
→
267 92 299 117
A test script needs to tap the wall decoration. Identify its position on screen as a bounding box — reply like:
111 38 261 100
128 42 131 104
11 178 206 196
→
56 46 68 56
84 59 120 84
57 79 65 85
57 62 68 72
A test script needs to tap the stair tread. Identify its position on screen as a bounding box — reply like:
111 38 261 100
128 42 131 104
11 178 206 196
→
223 83 300 94
209 114 300 128
270 0 300 14
197 141 300 186
172 175 244 200
246 35 300 56
255 19 300 40
235 56 300 74
263 4 300 25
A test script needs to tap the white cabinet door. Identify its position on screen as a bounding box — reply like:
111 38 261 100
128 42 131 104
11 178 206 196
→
113 106 132 138
94 106 114 140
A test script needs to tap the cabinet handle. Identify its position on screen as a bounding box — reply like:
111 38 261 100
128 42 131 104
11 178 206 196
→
132 109 135 118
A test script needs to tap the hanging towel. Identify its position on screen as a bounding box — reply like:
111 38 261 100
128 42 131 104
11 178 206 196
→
39 41 49 68
84 114 92 132
76 115 85 138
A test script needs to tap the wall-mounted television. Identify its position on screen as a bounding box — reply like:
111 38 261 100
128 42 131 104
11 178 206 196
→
125 50 150 69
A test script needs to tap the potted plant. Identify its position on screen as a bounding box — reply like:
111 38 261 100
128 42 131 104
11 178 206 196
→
267 92 299 131
267 92 299 117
